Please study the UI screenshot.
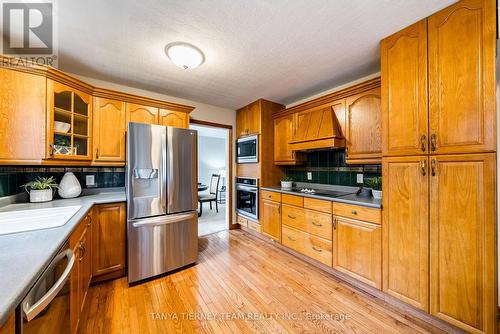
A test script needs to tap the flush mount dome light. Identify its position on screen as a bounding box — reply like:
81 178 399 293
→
165 42 205 70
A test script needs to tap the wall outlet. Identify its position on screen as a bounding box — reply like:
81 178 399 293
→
86 175 95 187
307 172 313 180
357 174 364 184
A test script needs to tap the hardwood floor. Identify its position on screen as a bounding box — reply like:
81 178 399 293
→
79 230 446 334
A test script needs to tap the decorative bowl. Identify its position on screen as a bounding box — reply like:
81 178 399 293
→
54 121 71 133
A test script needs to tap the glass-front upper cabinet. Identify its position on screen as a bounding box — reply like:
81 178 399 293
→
47 80 92 160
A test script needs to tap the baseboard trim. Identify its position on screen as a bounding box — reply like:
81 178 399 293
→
238 227 464 334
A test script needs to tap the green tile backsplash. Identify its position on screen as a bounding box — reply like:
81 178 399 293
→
0 167 125 198
285 150 381 187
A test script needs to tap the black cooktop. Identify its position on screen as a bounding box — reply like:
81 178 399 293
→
289 188 354 198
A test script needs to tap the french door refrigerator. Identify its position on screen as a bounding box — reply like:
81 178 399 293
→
126 122 198 283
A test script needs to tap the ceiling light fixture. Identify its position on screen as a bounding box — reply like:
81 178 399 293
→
165 42 205 70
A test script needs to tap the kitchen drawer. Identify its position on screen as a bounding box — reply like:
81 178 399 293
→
282 194 304 207
282 226 332 266
282 225 307 254
261 190 281 202
237 215 248 227
282 205 332 240
282 204 305 228
304 197 332 214
333 202 381 224
306 233 332 266
247 220 261 233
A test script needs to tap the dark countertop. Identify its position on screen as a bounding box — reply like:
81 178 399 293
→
261 186 382 209
0 191 126 326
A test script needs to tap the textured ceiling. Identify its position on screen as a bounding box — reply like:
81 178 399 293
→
57 0 456 109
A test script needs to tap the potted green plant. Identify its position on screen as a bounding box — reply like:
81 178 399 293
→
280 176 293 189
21 176 59 203
365 177 382 199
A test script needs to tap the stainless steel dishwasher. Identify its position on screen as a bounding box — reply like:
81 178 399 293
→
19 241 75 333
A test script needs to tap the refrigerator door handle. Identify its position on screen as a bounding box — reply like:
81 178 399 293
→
130 212 196 228
161 135 167 213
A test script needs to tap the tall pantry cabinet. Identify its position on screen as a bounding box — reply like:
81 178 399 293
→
380 1 497 333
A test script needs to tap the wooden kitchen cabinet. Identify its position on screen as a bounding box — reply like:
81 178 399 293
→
382 156 429 311
237 100 261 137
0 68 46 164
70 213 92 334
345 87 382 164
159 109 189 128
429 153 496 333
428 0 496 155
332 216 382 289
93 97 126 163
381 19 428 157
274 113 305 165
91 203 126 282
47 80 93 161
126 103 159 125
261 199 281 242
0 313 15 334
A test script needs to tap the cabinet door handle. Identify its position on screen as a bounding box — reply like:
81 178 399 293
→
49 144 54 156
333 218 337 230
95 148 99 159
287 215 296 219
420 134 426 152
78 243 84 262
312 246 323 253
351 210 358 215
421 160 426 176
312 221 322 227
287 236 297 242
87 216 92 227
431 159 437 176
430 134 437 151
278 205 281 214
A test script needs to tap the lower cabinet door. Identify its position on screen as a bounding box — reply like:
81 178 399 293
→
382 156 429 311
332 216 382 288
92 203 126 280
261 200 281 241
429 153 496 334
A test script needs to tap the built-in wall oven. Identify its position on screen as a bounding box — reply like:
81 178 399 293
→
236 177 259 220
19 241 74 333
237 135 258 163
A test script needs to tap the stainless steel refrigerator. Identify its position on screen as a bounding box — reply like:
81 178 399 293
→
126 122 198 283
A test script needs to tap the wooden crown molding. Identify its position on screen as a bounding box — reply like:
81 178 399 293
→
274 77 381 118
0 54 195 113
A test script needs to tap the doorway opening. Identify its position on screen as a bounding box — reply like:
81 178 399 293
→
190 121 232 237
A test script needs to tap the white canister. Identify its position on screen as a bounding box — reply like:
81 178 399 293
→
58 172 82 198
29 189 53 203
281 181 293 189
372 190 382 200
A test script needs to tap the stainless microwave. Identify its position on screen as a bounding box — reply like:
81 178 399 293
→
237 135 258 163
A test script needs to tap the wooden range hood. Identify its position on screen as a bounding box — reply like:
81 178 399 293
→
288 104 345 151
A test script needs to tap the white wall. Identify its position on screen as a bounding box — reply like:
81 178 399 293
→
198 135 227 189
70 73 238 224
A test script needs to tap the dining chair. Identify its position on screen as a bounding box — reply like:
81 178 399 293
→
198 174 220 216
